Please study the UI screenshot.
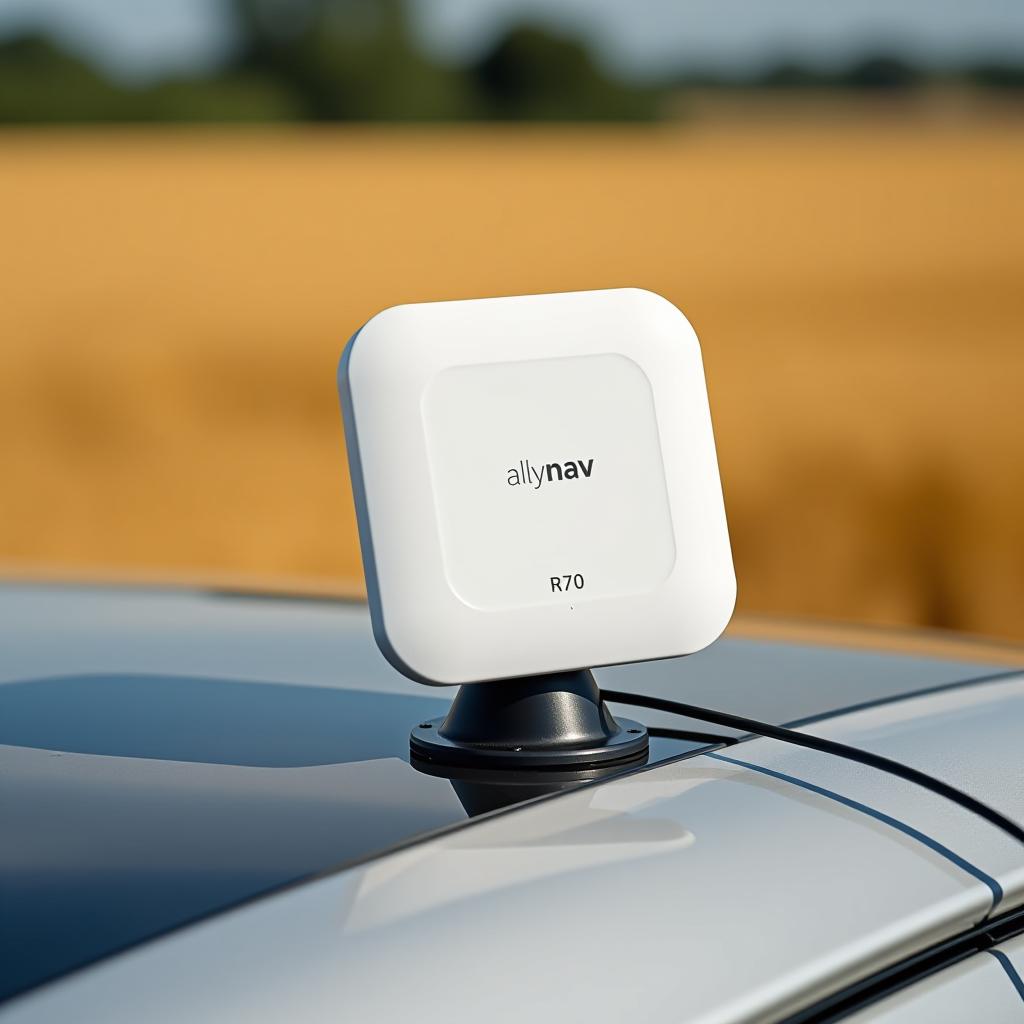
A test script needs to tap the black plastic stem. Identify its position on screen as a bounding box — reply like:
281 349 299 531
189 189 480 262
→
601 688 1024 847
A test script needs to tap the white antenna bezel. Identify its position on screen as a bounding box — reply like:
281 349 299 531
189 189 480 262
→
340 287 735 687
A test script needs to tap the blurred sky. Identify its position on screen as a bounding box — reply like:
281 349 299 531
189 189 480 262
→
1 0 1024 83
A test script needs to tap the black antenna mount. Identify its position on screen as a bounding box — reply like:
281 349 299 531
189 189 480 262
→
410 669 648 770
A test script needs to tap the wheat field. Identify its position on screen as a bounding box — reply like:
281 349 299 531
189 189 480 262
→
1 120 1022 639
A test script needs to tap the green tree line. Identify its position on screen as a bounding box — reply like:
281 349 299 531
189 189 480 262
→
0 0 1020 123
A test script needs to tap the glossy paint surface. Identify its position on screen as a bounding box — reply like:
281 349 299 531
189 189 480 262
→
802 675 1024 905
0 582 1018 1015
6 733 1022 1024
0 585 716 1001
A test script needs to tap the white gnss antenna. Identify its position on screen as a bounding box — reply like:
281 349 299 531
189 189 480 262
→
339 288 735 772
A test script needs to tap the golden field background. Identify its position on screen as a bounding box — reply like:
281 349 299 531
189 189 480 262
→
1 118 1022 640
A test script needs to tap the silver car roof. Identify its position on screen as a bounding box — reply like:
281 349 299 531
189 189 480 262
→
5 673 1024 1024
1 582 1022 1020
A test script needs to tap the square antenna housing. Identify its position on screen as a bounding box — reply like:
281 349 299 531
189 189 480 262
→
340 288 735 686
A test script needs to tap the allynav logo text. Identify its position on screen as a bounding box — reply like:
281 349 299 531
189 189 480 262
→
506 459 594 490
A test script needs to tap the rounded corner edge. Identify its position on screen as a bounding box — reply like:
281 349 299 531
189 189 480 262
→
337 325 363 391
704 570 739 651
373 602 465 688
623 288 702 352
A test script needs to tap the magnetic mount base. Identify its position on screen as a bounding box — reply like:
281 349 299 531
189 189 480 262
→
409 669 648 770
